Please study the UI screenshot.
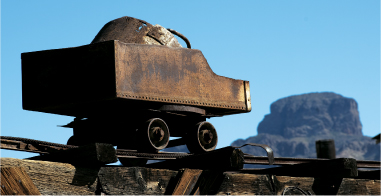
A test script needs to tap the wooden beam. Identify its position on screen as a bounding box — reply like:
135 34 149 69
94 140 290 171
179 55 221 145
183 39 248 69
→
27 143 118 166
315 139 336 159
1 158 379 195
191 170 226 195
357 170 381 180
147 146 244 171
170 169 203 195
241 158 358 178
1 158 100 195
1 167 41 195
97 166 178 195
216 172 381 195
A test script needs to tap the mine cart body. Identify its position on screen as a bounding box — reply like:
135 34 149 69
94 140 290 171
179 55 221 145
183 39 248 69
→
21 40 251 118
22 39 251 156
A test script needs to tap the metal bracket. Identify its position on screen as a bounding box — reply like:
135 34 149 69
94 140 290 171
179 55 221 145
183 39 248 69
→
232 143 275 165
167 28 191 48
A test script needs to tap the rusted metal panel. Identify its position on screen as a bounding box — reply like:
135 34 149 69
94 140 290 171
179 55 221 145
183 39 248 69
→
21 40 250 117
114 41 249 112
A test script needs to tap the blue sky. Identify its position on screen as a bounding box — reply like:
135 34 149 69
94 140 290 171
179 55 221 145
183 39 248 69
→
1 0 380 159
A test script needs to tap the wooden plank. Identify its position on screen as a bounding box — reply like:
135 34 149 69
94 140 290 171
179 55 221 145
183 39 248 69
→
97 166 178 195
338 178 381 195
171 169 202 195
311 177 343 195
276 175 315 195
216 172 381 195
148 146 244 171
1 158 99 195
242 158 358 178
1 158 379 195
1 167 41 195
216 173 275 195
28 143 118 166
357 169 380 180
191 170 225 195
315 139 336 159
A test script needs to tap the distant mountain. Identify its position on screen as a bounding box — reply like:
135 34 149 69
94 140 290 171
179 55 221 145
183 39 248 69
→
232 92 380 161
164 92 380 161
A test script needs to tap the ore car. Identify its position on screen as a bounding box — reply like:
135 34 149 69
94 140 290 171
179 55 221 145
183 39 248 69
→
21 17 251 164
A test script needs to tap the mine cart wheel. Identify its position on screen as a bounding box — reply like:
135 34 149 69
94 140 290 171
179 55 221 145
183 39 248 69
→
139 118 170 152
185 121 218 153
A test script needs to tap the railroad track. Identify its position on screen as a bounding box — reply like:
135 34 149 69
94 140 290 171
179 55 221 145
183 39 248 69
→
1 136 380 169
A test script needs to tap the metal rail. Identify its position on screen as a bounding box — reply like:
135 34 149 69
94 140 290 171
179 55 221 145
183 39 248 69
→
243 155 381 168
1 136 380 168
0 136 77 154
116 149 190 160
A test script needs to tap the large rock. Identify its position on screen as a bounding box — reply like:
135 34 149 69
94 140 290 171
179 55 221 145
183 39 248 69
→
232 92 380 161
257 92 362 138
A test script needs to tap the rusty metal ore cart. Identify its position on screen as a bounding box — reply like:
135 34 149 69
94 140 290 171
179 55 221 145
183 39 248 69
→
21 17 251 164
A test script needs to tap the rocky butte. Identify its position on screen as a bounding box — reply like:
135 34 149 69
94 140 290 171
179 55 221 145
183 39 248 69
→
165 92 379 161
232 92 380 161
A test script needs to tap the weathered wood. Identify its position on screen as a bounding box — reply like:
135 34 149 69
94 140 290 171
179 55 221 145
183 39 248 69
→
28 143 117 166
316 139 336 159
242 158 358 178
1 158 379 195
1 167 41 195
276 175 315 195
312 177 343 195
171 169 202 195
192 170 226 195
1 158 99 195
216 173 276 195
216 172 381 195
97 166 178 195
148 146 244 171
338 178 381 195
